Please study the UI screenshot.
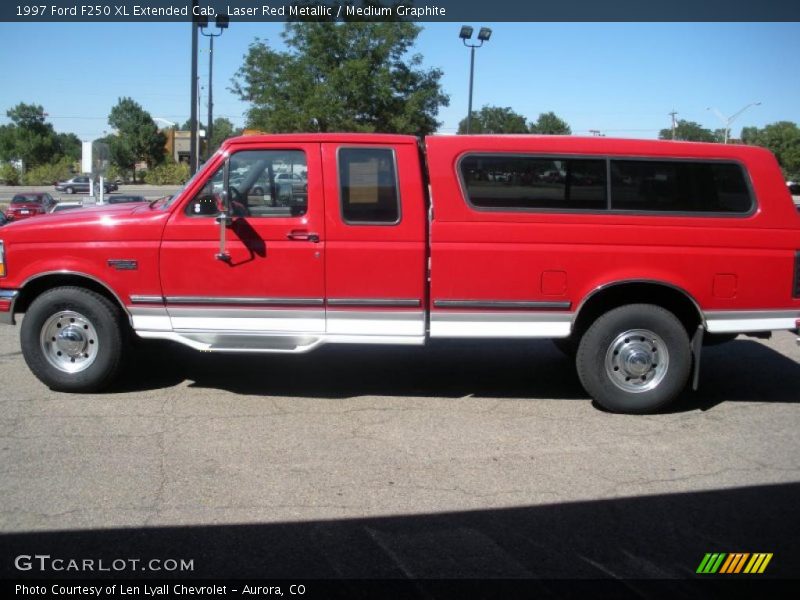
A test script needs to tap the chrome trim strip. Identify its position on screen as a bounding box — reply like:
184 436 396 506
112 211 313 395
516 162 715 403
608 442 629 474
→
327 310 425 336
704 309 800 333
703 309 800 320
165 296 325 306
327 298 421 307
434 299 571 310
430 311 573 338
326 310 424 321
167 308 323 319
0 290 19 301
130 295 165 304
431 311 573 323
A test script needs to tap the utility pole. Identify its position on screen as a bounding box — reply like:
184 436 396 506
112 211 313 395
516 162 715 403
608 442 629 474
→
668 109 678 140
189 0 199 175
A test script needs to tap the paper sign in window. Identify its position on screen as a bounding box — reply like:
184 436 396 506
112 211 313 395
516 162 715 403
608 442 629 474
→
348 159 379 205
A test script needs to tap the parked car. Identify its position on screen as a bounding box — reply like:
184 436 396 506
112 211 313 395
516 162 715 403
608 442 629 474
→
54 176 116 195
5 193 57 221
107 195 146 205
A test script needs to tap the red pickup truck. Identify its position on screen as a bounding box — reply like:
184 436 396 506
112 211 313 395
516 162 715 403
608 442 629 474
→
1 134 798 413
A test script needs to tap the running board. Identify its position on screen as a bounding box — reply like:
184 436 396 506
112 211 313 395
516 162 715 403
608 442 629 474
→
134 330 425 353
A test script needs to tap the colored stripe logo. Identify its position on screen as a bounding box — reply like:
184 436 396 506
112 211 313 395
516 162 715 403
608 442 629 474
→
696 553 773 574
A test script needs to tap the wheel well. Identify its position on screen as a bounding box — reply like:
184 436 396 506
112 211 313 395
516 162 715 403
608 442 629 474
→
14 275 130 325
572 282 703 340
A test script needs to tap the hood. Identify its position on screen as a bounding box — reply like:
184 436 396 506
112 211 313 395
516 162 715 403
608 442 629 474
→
0 202 170 243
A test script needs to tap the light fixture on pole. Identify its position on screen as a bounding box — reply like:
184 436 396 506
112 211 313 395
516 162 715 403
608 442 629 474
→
707 102 761 144
459 25 492 134
200 13 229 160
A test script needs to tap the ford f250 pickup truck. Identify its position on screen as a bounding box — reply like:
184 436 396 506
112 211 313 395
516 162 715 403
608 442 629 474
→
1 134 799 413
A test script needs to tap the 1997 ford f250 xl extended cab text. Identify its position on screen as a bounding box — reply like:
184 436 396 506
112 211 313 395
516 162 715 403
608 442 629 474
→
1 134 799 413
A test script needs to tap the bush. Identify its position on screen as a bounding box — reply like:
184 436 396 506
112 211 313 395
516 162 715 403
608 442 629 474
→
105 164 125 183
0 163 20 185
143 161 190 185
22 158 73 186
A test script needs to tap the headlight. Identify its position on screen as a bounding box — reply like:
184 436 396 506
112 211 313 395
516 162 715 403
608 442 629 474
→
0 240 5 277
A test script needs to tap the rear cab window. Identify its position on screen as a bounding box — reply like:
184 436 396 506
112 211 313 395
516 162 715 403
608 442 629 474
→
338 147 401 225
458 154 755 216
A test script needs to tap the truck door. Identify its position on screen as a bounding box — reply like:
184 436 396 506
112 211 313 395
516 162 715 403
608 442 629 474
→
159 143 326 335
321 142 427 342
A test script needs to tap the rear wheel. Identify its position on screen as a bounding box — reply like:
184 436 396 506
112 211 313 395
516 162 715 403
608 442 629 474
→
21 286 125 392
576 304 691 414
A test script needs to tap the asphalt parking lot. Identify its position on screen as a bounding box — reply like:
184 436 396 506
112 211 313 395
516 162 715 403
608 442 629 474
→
0 323 798 580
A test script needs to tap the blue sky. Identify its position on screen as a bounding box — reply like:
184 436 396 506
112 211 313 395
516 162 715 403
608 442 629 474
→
0 22 798 140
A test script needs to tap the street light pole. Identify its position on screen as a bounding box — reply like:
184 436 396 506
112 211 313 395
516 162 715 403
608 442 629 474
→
207 34 214 156
459 26 492 134
707 102 761 144
200 14 228 160
467 44 475 134
189 2 199 175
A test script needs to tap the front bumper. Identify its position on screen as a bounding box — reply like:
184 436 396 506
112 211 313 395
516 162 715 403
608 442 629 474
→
0 289 19 325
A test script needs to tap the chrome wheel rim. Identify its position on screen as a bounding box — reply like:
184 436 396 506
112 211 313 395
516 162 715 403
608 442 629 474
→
605 328 669 393
40 310 99 373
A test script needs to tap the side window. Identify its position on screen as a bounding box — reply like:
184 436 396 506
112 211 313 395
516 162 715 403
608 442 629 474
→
338 147 400 224
460 155 607 211
185 150 308 218
185 164 224 216
230 149 307 217
610 160 753 213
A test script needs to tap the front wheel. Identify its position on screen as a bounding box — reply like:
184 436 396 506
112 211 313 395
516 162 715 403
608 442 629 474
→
66 187 74 194
21 287 125 392
576 304 691 414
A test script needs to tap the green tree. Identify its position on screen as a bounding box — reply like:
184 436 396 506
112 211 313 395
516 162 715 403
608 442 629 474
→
0 102 61 168
107 97 166 182
0 162 20 185
657 119 716 142
457 105 529 134
741 121 800 180
209 118 239 153
231 20 448 136
56 132 82 162
529 112 571 135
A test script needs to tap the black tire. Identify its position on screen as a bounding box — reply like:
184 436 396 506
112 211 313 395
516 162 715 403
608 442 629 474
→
20 286 125 392
576 304 691 414
66 187 74 194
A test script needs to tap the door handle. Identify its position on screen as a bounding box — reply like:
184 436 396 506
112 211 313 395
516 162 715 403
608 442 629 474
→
287 230 320 243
